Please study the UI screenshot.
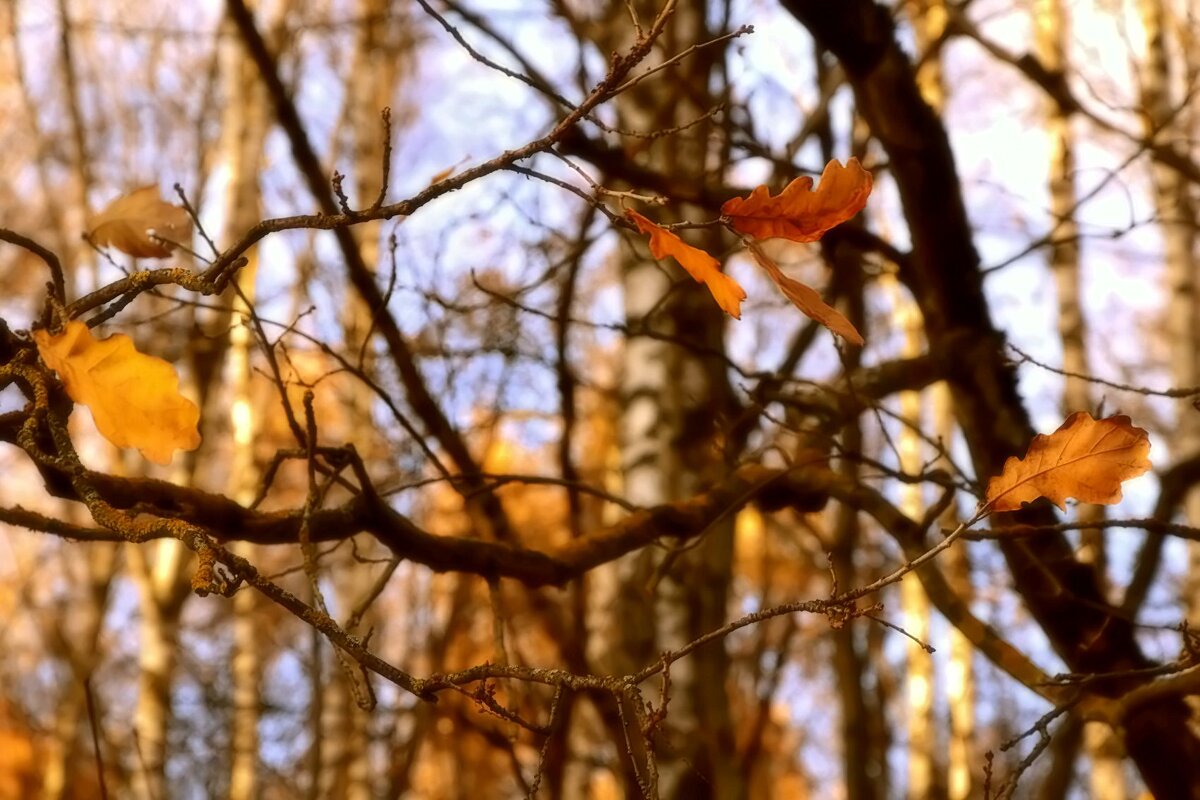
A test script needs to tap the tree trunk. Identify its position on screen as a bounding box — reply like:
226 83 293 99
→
1136 0 1200 624
889 279 941 800
1034 2 1126 795
780 1 1200 794
829 262 886 800
39 5 118 795
127 541 190 800
580 3 742 797
39 545 117 800
314 4 409 796
936 385 975 800
898 8 943 791
218 5 276 796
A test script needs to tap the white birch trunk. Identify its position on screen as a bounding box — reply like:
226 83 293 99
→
217 4 275 795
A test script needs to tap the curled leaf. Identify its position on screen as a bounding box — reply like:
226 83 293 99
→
722 158 873 243
87 186 192 258
626 209 746 319
746 242 863 345
34 320 202 465
984 412 1150 512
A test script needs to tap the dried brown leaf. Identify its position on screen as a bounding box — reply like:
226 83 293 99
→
626 209 746 318
747 242 863 345
721 158 873 243
984 412 1150 512
87 186 192 258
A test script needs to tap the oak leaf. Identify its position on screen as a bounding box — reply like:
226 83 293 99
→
984 412 1150 512
34 320 202 465
87 186 192 258
722 158 873 243
626 209 747 318
746 242 863 345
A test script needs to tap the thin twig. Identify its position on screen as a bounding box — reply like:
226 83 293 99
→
1008 342 1200 398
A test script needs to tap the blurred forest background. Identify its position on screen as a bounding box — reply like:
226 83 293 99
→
2 0 1200 798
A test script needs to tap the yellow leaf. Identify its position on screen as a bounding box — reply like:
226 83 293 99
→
87 186 192 258
34 321 202 465
746 242 863 345
984 412 1150 512
722 158 873 243
625 210 746 319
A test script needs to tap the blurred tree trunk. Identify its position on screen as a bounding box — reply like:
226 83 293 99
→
1034 1 1125 796
581 3 742 797
6 0 72 278
1137 0 1200 627
828 259 886 800
52 0 93 291
218 4 276 796
227 560 260 800
315 3 408 796
1036 0 1106 581
39 5 118 796
127 280 219 796
226 255 262 800
127 539 190 800
936 385 974 800
343 0 405 359
39 547 117 800
811 60 889 799
1037 715 1084 800
901 7 944 796
781 1 1200 794
891 281 942 800
317 587 373 800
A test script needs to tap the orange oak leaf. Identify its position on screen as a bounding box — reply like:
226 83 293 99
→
984 412 1150 513
87 186 192 258
722 158 873 243
626 209 747 318
746 242 863 345
34 321 202 465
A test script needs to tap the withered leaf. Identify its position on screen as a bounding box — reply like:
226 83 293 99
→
984 412 1150 513
626 209 747 319
34 321 202 465
722 158 873 243
87 186 192 258
747 242 863 345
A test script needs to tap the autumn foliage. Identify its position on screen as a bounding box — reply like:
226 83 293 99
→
983 412 1151 512
745 241 864 346
4 0 1195 793
722 158 874 243
625 157 872 343
625 209 749 318
86 186 192 259
33 320 201 465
